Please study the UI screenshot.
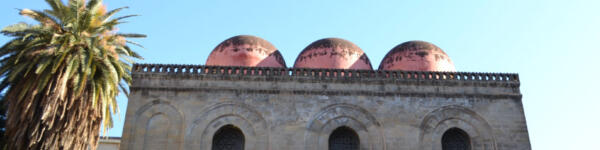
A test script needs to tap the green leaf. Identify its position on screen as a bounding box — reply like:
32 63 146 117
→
86 0 103 13
101 7 128 22
104 14 138 25
117 33 146 38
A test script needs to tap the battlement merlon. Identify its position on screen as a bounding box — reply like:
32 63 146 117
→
130 63 521 99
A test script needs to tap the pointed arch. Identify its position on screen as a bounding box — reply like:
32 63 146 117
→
186 102 269 150
419 105 495 150
126 100 184 150
305 103 384 150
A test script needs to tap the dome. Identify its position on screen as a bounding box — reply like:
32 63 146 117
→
206 35 286 67
293 38 372 70
378 41 456 71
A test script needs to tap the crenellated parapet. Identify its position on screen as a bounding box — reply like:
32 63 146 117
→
130 63 521 100
132 63 519 82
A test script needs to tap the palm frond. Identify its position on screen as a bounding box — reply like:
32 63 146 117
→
86 0 103 12
19 9 61 31
44 0 65 19
101 6 129 22
117 33 146 38
1 23 31 34
103 14 139 26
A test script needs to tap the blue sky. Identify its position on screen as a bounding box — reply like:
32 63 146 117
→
2 0 599 149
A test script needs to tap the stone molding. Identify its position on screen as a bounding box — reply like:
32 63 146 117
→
185 102 269 150
131 64 521 99
419 105 496 150
132 64 519 82
125 100 184 150
305 103 384 150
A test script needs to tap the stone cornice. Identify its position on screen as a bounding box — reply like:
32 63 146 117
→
133 64 519 82
131 64 521 99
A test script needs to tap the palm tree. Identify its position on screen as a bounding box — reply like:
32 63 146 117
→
0 0 144 149
0 95 7 150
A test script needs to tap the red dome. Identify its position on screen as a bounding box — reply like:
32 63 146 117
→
293 38 372 70
378 41 455 71
206 35 286 67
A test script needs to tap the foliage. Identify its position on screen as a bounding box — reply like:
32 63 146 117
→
0 0 144 149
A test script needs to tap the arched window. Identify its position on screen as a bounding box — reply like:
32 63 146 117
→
442 128 471 150
328 126 359 150
212 125 244 150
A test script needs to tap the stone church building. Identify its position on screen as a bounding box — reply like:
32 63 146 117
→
119 35 530 150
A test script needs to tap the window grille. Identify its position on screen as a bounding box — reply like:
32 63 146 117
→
442 128 471 150
212 125 244 150
329 126 359 150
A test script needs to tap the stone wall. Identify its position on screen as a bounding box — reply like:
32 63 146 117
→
119 64 530 150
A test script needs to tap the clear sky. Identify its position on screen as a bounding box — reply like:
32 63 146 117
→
2 0 599 149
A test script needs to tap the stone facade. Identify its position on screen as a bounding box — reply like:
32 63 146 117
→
120 64 530 150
